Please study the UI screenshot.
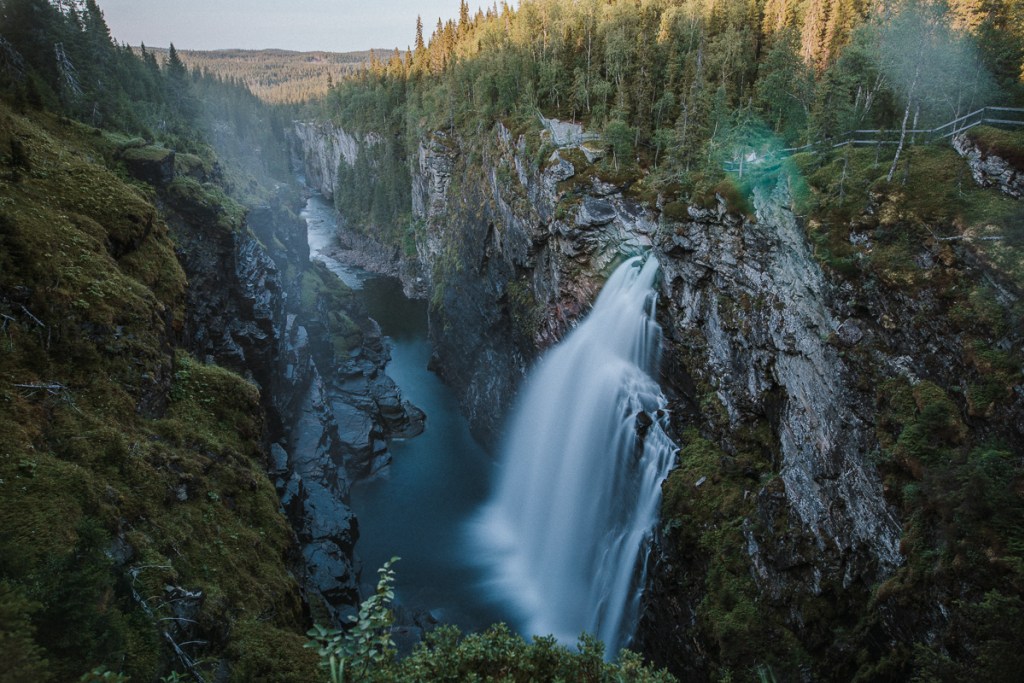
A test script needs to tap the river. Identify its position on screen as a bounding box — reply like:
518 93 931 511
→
301 194 515 635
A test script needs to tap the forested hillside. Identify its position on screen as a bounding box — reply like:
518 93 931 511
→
145 47 376 104
318 0 1023 236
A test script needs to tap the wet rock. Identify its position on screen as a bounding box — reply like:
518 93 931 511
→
395 402 426 438
576 197 617 227
635 410 654 437
303 539 358 607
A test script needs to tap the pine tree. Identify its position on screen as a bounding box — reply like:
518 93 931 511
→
415 15 426 53
166 42 187 79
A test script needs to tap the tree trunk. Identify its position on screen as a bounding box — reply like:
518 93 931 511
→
887 98 912 182
887 64 920 182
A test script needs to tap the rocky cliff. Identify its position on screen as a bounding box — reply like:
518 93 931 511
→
294 118 1024 679
294 120 363 199
164 160 431 623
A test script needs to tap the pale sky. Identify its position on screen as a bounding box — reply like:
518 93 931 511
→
99 0 469 52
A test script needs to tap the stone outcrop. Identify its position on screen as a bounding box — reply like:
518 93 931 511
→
953 131 1024 198
121 145 176 186
279 366 360 616
659 186 902 574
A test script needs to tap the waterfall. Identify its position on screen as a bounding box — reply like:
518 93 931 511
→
473 255 678 653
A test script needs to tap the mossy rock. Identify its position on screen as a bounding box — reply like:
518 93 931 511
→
661 201 690 222
966 125 1024 169
166 176 246 232
175 152 214 181
121 145 176 186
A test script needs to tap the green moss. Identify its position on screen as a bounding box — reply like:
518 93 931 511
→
692 176 755 220
966 125 1024 169
227 620 319 683
121 144 173 164
661 201 690 222
0 581 52 682
659 430 801 677
869 370 1024 678
301 261 362 358
0 103 306 680
166 176 247 233
507 276 543 346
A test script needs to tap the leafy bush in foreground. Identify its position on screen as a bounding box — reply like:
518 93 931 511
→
307 558 677 683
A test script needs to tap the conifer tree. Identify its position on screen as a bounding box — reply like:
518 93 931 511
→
166 42 187 79
415 15 426 53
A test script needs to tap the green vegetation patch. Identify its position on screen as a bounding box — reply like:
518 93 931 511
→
301 261 362 359
659 429 807 679
307 557 676 682
870 376 1024 679
121 144 174 164
167 176 247 233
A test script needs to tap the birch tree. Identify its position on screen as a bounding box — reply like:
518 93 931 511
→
878 3 994 182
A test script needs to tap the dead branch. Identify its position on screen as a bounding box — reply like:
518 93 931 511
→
163 632 208 683
12 382 67 394
19 305 44 328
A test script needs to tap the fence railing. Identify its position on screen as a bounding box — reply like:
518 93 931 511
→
724 106 1024 173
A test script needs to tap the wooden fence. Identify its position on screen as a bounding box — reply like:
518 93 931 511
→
724 106 1024 173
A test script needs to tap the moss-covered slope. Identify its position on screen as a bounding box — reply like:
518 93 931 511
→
0 104 317 681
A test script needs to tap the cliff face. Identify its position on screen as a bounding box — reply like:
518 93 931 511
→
293 121 362 199
294 118 1024 679
411 128 909 678
160 168 367 623
659 182 903 574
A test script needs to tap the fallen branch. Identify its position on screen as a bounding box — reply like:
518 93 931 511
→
163 632 208 683
19 305 44 328
925 224 1006 243
12 382 68 394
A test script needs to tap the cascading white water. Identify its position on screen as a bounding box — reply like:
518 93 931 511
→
473 255 678 653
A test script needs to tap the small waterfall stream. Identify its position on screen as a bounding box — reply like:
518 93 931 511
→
473 255 678 652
